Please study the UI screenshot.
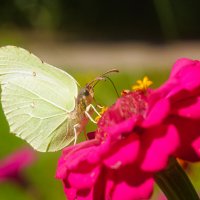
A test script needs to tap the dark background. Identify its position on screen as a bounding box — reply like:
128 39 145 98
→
1 0 200 41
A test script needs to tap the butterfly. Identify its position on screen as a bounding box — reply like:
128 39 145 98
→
0 46 118 152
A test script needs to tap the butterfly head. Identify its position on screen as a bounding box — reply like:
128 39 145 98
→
77 69 119 110
82 84 94 100
77 85 94 110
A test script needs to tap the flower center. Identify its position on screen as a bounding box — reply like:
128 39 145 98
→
95 77 152 141
99 91 148 126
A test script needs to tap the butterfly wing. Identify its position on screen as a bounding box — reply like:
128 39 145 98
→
0 46 78 152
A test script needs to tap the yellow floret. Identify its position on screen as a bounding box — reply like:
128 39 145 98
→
95 106 108 122
132 76 153 91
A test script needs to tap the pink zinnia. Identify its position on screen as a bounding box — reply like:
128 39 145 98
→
0 148 36 183
56 58 200 200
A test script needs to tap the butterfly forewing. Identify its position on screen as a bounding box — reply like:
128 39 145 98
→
0 46 78 152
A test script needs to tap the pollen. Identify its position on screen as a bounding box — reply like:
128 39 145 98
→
95 106 108 122
132 76 153 92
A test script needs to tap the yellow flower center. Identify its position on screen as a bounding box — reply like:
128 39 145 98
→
132 76 153 92
95 106 108 122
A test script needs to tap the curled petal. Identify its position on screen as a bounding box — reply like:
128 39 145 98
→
170 58 197 78
171 58 200 91
172 96 200 119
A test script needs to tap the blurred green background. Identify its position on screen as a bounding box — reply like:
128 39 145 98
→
0 0 200 199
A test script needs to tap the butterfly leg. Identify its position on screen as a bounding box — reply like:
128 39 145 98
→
73 124 80 145
83 128 88 140
85 111 97 124
85 104 101 124
96 104 104 109
86 104 101 117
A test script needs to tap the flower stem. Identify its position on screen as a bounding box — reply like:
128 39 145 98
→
154 157 199 200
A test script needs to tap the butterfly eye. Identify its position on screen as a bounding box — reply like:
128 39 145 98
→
83 89 90 96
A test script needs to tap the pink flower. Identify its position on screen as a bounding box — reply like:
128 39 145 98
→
0 148 36 183
56 58 200 200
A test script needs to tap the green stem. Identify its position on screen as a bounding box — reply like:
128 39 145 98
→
154 157 199 200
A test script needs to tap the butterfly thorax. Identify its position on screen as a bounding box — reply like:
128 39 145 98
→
68 86 94 135
70 85 94 121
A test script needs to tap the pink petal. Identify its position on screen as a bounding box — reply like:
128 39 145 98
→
111 178 154 200
68 166 100 189
56 140 100 179
104 134 140 168
170 58 196 78
172 96 200 119
64 184 93 200
57 145 99 179
63 187 77 200
143 99 170 127
107 116 138 140
192 137 200 158
171 117 200 161
141 125 179 171
0 148 36 181
171 58 200 91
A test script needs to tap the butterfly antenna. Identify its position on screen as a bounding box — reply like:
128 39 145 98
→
101 75 119 97
88 68 119 87
100 69 119 77
91 76 119 98
98 69 119 97
88 77 105 88
87 69 119 97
